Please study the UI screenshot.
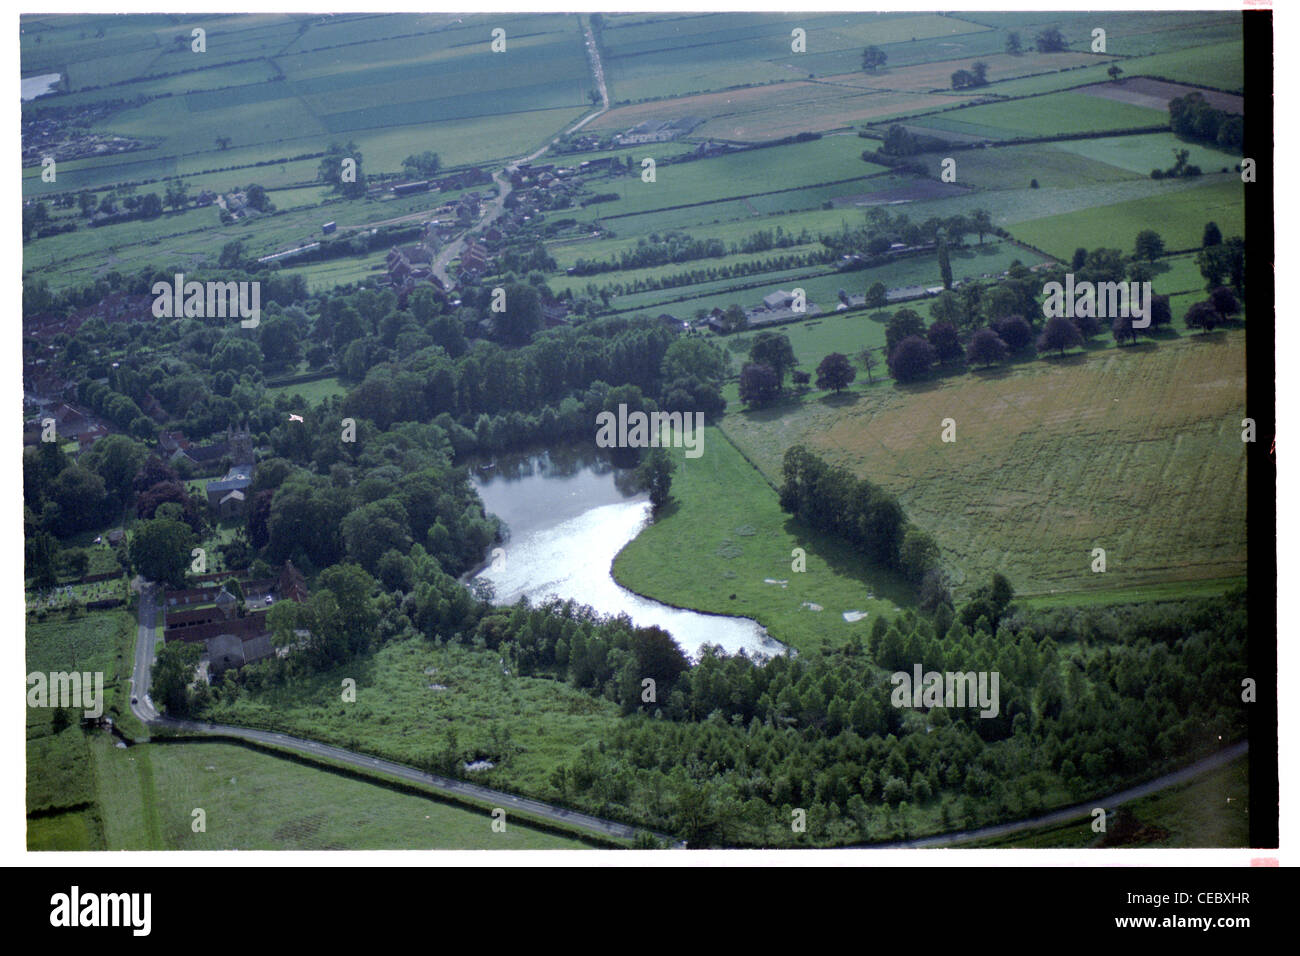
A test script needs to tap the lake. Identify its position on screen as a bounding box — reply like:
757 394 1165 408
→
469 446 786 661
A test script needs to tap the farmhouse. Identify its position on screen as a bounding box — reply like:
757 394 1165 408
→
162 561 310 675
615 117 702 144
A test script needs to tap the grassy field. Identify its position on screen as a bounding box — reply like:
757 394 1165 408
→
720 332 1247 598
265 376 349 406
598 12 989 102
606 239 1046 317
912 90 1167 140
85 737 591 850
613 425 914 654
204 637 623 799
586 137 888 220
1053 132 1242 178
1011 176 1244 259
915 143 1138 191
964 752 1249 848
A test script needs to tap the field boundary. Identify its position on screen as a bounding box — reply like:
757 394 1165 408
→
147 734 628 849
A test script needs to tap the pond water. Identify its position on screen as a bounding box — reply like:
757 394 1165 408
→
469 446 786 661
22 73 61 101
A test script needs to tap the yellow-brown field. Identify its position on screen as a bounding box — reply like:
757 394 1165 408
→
721 332 1248 597
591 84 978 142
589 52 1116 143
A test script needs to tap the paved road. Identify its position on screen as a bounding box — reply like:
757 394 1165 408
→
129 585 671 846
860 740 1250 849
431 15 610 288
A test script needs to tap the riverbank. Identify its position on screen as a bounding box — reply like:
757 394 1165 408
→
611 425 912 655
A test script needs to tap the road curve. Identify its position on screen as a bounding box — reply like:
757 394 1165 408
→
129 584 673 846
858 739 1250 849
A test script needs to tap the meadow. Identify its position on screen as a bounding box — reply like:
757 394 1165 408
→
612 425 913 654
1011 176 1245 259
86 737 592 850
597 11 989 103
204 638 624 799
911 90 1167 140
720 332 1248 598
586 136 888 220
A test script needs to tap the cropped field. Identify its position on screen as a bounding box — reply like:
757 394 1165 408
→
613 425 913 654
721 332 1247 598
587 137 886 220
86 737 590 850
1052 132 1241 178
1011 176 1245 259
915 143 1137 191
911 90 1167 140
598 12 988 102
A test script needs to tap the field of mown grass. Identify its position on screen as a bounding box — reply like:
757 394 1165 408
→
264 376 349 406
913 90 1167 140
721 332 1247 598
1011 176 1244 260
964 753 1249 848
86 737 590 850
1052 132 1241 178
915 143 1138 191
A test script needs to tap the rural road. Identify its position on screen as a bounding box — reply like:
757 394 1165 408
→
861 739 1250 849
130 582 1247 851
430 15 610 288
128 584 672 846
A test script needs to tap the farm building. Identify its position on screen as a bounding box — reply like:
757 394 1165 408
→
161 561 310 676
614 117 701 144
322 221 337 235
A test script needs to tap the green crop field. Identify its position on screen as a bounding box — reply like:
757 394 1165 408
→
1011 176 1244 259
588 137 888 220
721 332 1247 598
599 12 990 103
913 90 1167 140
916 143 1138 191
1052 132 1241 178
85 737 591 850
